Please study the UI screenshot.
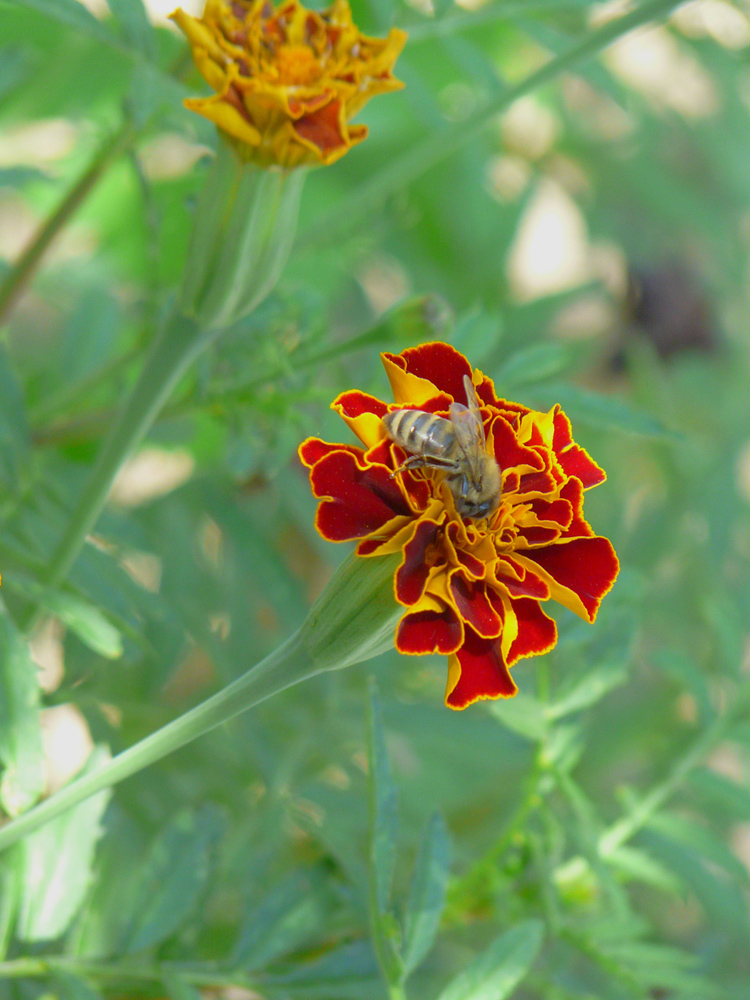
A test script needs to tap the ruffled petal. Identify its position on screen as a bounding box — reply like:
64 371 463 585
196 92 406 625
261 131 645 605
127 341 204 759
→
445 626 517 709
310 451 411 540
333 390 388 448
397 605 463 655
552 407 606 489
505 597 557 667
518 536 620 622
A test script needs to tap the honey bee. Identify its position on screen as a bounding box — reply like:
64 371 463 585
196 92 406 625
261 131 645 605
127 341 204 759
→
383 375 502 519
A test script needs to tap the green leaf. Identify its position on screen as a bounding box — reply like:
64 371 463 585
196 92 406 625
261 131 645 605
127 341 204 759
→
495 342 578 389
365 679 403 987
7 0 118 45
528 382 679 439
231 871 334 971
402 813 451 976
647 811 750 886
121 805 224 953
606 845 683 893
366 680 399 917
489 694 548 741
0 853 21 959
547 660 628 719
52 971 104 1000
436 920 544 1000
41 592 123 660
0 344 30 490
689 768 750 820
17 747 111 942
0 607 44 817
105 0 155 57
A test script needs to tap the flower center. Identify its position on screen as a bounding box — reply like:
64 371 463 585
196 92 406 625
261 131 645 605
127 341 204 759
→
275 45 322 85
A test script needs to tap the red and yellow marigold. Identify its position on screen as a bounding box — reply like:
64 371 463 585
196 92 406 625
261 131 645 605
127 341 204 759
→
299 343 619 709
170 0 407 168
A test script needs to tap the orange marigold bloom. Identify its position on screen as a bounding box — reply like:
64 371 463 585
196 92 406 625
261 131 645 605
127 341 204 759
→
170 0 407 168
299 343 620 709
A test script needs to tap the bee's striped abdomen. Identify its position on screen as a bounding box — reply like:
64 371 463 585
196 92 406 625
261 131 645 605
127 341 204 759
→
383 409 455 458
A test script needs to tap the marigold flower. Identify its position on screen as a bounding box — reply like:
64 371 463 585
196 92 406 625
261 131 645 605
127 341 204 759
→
299 343 620 709
170 0 407 168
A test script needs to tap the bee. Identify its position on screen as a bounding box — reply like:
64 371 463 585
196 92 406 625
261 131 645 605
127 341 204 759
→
383 375 502 520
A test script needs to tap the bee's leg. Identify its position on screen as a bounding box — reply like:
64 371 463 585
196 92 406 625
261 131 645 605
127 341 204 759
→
390 455 458 479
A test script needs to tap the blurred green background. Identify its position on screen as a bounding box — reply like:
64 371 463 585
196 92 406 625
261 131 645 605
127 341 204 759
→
2 0 750 997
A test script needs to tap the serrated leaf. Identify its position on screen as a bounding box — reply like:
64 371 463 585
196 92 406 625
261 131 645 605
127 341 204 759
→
0 607 44 817
121 805 224 953
402 813 451 976
436 920 544 1000
17 747 111 942
7 0 117 45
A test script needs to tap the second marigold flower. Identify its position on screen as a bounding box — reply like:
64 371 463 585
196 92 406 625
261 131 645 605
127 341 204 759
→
299 343 620 710
171 0 407 168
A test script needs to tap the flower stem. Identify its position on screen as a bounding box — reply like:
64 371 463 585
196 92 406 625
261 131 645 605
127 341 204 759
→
0 552 403 852
0 124 136 329
0 631 306 852
19 312 217 631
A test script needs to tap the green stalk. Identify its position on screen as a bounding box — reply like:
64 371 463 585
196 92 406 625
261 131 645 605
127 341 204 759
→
0 552 403 852
19 313 217 630
0 124 136 329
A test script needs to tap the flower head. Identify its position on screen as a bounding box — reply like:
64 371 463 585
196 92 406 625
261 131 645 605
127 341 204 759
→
171 0 407 168
299 343 619 709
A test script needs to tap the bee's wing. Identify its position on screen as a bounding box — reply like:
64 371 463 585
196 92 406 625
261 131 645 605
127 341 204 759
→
448 402 486 467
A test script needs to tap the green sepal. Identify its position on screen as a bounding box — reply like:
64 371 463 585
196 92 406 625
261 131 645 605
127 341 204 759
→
180 142 306 330
301 551 403 671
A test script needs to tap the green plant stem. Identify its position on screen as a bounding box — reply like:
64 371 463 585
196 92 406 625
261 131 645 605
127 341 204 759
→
598 680 750 858
0 552 403 852
0 631 306 851
0 125 136 329
18 312 217 632
298 0 683 252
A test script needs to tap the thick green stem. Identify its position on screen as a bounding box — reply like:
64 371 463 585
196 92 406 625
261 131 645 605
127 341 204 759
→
0 552 403 852
23 314 216 622
0 125 136 329
0 632 305 851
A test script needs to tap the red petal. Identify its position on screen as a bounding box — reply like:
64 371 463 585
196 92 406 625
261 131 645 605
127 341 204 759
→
553 408 606 489
294 99 347 157
516 470 558 496
396 519 440 605
492 416 545 474
495 557 550 599
446 626 517 709
336 390 388 420
446 522 485 578
450 576 503 638
559 477 593 538
397 607 462 655
384 343 473 403
529 496 573 529
506 597 557 667
524 536 619 622
311 451 411 541
299 438 363 468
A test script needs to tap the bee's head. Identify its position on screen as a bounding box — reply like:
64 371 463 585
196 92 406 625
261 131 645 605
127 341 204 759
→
458 495 497 520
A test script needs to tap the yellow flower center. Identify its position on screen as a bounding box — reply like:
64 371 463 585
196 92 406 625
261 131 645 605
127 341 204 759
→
274 45 322 85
